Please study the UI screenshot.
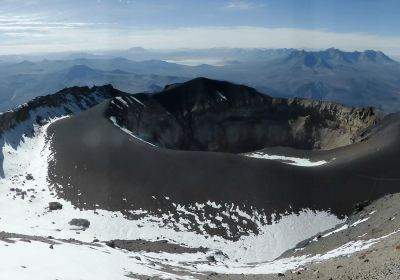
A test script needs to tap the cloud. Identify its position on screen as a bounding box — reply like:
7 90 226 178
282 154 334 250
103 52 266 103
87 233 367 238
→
223 1 255 10
0 14 101 36
1 25 400 57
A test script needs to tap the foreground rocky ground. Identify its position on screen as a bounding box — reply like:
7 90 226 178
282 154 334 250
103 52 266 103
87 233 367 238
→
200 193 400 280
201 235 400 280
3 192 399 280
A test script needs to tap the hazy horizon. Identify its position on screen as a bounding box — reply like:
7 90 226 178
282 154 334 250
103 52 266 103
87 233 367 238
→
1 0 400 56
1 46 398 64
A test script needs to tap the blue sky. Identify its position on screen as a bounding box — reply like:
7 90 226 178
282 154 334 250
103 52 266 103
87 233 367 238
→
1 0 400 55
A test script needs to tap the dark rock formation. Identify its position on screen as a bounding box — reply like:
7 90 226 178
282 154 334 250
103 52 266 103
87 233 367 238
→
48 202 63 211
68 219 90 229
107 77 381 153
0 84 123 134
111 239 207 254
105 240 115 248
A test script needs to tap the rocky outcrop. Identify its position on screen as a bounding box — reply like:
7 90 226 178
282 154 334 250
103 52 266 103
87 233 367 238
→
0 84 122 134
69 218 90 229
48 202 63 211
107 77 381 152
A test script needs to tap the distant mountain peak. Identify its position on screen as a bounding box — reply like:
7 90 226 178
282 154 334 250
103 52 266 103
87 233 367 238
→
127 46 147 52
154 77 265 117
63 64 101 79
161 77 254 95
359 49 394 63
66 64 96 72
110 69 131 75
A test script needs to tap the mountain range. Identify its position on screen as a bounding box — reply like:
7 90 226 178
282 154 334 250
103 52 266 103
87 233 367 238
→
0 48 400 113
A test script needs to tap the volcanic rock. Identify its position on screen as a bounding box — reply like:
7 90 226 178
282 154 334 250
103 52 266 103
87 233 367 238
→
107 77 380 152
68 219 90 229
48 202 63 211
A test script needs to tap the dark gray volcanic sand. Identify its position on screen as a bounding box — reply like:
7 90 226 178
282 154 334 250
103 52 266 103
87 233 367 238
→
47 99 400 236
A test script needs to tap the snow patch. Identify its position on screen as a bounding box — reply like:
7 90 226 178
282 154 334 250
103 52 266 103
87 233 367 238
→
322 224 349 238
0 239 192 280
244 152 328 167
130 96 145 107
216 90 227 101
186 230 399 275
351 217 370 227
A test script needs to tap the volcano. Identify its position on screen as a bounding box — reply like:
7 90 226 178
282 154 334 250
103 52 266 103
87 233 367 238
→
1 78 400 279
45 78 399 238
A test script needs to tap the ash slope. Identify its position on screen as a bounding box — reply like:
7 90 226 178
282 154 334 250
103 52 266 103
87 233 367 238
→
48 78 400 240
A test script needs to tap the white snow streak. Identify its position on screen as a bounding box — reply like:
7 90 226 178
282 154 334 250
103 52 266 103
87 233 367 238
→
216 90 227 101
322 224 349 238
351 217 370 227
245 151 328 167
109 116 156 146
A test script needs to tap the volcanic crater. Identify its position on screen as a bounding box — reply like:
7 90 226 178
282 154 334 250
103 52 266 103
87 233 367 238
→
107 77 380 153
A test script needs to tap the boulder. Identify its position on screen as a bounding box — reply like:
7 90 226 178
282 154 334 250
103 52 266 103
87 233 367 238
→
49 202 63 211
69 218 90 229
106 240 115 248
